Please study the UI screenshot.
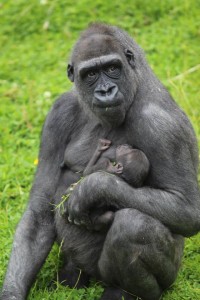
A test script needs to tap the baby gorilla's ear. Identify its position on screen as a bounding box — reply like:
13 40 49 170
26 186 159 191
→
115 162 123 174
67 64 74 82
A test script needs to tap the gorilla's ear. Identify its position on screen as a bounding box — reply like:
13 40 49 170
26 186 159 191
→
67 64 74 82
125 49 135 68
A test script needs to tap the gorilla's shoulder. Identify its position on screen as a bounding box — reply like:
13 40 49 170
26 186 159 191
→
43 90 81 135
52 90 79 113
140 100 195 148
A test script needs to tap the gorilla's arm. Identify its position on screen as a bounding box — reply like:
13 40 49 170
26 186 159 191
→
2 96 71 299
66 170 200 237
2 208 55 300
66 117 200 237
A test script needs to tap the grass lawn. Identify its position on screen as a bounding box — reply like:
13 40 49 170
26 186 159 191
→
0 0 200 299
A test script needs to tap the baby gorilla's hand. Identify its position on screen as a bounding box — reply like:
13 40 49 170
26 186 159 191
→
97 138 111 152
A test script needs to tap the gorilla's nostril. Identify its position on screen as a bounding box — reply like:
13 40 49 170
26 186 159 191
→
108 86 116 95
107 88 112 96
101 91 106 96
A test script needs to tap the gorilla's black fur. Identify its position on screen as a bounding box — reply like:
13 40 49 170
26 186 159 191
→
2 23 200 300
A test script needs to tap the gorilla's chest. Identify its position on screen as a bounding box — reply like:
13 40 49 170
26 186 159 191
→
63 124 128 172
65 133 98 171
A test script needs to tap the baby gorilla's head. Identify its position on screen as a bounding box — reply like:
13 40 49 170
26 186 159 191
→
116 145 150 187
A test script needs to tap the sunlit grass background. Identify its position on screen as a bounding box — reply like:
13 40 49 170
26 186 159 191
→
0 0 199 299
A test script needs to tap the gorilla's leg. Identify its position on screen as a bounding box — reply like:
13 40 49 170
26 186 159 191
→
98 209 184 300
101 286 136 300
58 260 90 288
56 215 107 283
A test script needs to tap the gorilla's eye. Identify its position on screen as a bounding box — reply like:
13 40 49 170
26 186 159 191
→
108 65 117 72
87 71 96 78
105 64 121 78
82 69 99 85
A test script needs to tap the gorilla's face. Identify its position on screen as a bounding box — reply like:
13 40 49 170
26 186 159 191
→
68 34 136 127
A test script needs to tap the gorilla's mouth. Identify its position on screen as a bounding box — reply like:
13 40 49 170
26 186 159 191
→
92 100 126 126
92 95 123 108
93 101 122 108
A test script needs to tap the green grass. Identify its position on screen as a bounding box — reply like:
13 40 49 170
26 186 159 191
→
0 0 200 299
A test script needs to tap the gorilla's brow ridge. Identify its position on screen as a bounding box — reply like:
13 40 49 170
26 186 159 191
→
77 54 122 73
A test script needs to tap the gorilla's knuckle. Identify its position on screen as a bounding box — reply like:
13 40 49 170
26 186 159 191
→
73 203 81 215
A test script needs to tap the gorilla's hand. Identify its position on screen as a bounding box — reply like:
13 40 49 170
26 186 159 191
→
65 172 122 228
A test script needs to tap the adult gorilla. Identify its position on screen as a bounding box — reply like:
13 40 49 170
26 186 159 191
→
2 23 200 300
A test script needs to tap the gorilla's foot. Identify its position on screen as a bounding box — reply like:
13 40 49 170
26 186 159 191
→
58 262 90 288
100 287 137 300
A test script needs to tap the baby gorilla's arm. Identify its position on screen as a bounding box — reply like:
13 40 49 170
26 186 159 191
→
83 139 111 176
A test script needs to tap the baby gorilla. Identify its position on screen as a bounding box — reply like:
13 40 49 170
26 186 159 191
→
63 139 150 231
83 139 150 187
